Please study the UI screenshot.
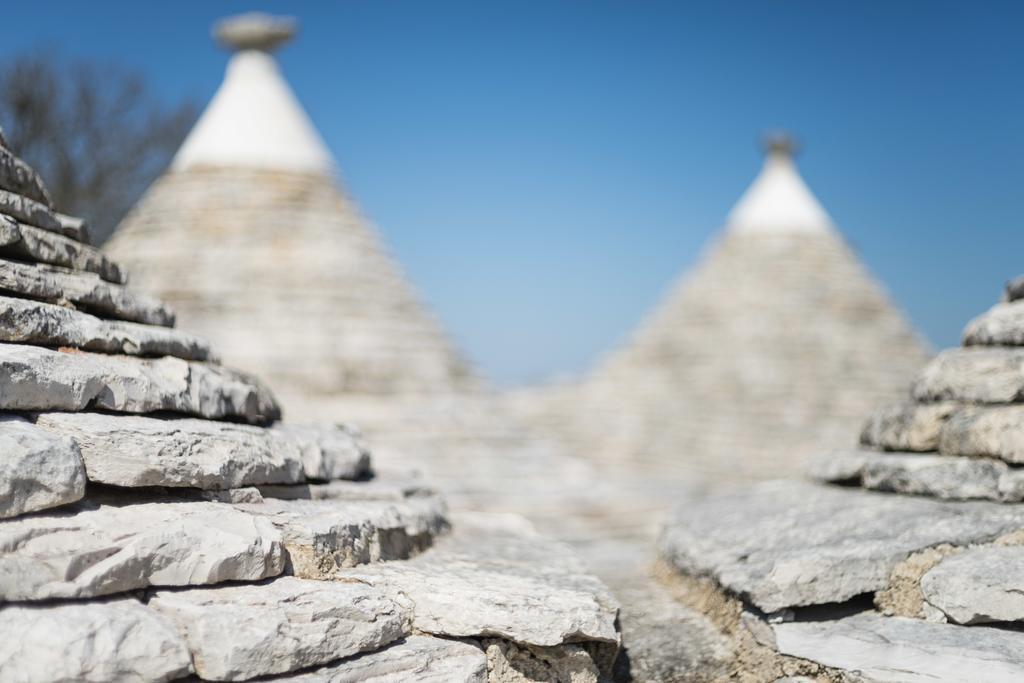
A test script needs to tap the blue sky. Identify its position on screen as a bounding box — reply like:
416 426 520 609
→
4 1 1024 385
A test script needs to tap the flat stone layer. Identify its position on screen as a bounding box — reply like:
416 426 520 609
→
860 401 957 452
0 598 192 683
0 414 85 518
659 480 1024 612
0 342 280 424
276 636 487 683
964 301 1024 347
257 475 428 502
149 577 410 681
237 494 448 576
275 423 371 481
0 189 63 235
913 348 1024 404
0 216 124 283
921 545 1024 624
32 411 305 489
0 500 283 600
0 148 52 208
939 405 1024 463
1008 276 1024 303
0 258 174 326
773 612 1024 683
334 513 620 648
0 294 210 360
862 451 1009 501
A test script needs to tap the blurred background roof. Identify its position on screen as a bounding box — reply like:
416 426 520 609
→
3 0 1023 385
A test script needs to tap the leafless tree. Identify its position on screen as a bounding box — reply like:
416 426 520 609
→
0 52 197 243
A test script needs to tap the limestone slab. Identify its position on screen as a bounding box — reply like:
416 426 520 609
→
921 545 1024 624
0 148 52 208
913 348 1024 404
0 294 211 360
862 451 1008 501
1007 275 1024 303
806 448 869 483
0 598 192 683
149 576 410 681
939 405 1024 463
237 494 448 576
0 500 283 600
0 217 125 283
484 640 601 683
32 411 304 489
0 343 280 424
773 612 1024 683
257 475 429 503
659 480 1024 612
0 188 63 234
275 423 371 481
333 513 620 648
276 636 487 683
0 258 174 325
860 401 957 452
964 301 1024 347
0 414 85 518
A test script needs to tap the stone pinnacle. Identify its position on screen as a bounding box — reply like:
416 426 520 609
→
213 12 297 53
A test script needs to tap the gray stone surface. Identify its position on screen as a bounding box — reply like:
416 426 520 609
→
0 500 283 600
0 258 174 326
806 448 869 483
913 348 1024 404
860 401 957 452
0 216 125 283
0 294 211 360
1007 275 1024 303
149 576 410 681
275 636 487 683
334 513 620 648
939 405 1024 463
0 598 192 683
0 188 63 234
484 640 601 683
862 451 1008 501
773 612 1024 683
275 422 372 481
237 494 448 576
659 480 1024 612
0 148 52 208
32 411 305 489
257 474 428 502
964 301 1024 347
921 545 1024 624
0 342 280 424
0 414 85 518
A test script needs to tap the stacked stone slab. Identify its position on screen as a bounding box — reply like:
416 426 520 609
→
0 129 620 682
656 277 1024 682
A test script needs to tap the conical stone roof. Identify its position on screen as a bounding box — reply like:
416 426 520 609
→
657 276 1024 681
0 125 620 682
516 136 930 486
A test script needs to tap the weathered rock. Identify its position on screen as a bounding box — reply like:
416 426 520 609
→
54 212 91 243
659 480 1024 612
484 640 601 683
913 348 1024 404
334 513 620 649
275 636 487 683
31 411 305 490
0 342 280 424
0 148 52 208
773 612 1024 683
964 301 1024 347
257 475 429 502
149 576 410 681
0 500 283 600
0 217 125 283
0 215 19 246
0 598 192 683
0 294 211 360
860 401 957 452
939 405 1024 463
274 423 371 481
1007 275 1024 303
0 188 63 234
862 451 1008 501
613 580 733 683
237 494 448 576
921 545 1024 624
0 258 174 326
806 448 869 483
0 414 85 518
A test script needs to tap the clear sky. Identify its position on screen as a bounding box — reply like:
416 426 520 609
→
4 1 1023 385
